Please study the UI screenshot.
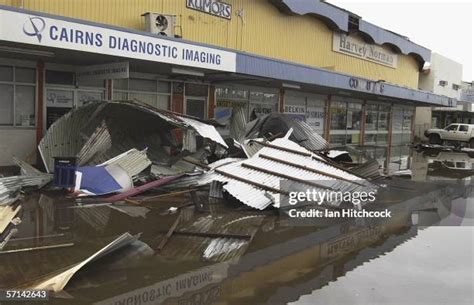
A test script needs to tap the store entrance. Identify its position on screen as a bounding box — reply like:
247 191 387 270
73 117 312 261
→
45 87 105 129
185 97 207 119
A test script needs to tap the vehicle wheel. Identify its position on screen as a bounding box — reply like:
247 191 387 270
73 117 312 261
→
469 139 474 148
428 134 441 145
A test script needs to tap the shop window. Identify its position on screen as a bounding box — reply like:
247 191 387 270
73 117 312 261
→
157 95 170 110
16 67 36 83
452 84 460 91
0 65 36 127
365 104 378 131
330 99 362 146
113 78 171 110
46 70 74 85
365 103 390 146
330 101 347 130
77 78 105 88
249 91 278 120
390 106 414 172
306 96 325 134
15 86 35 126
284 94 306 121
113 79 129 90
215 86 250 136
129 79 157 92
186 98 206 119
347 102 362 130
0 84 14 125
216 87 248 100
130 92 157 106
186 83 208 96
78 91 105 107
0 65 13 81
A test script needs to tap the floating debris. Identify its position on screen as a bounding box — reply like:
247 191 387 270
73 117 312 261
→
0 205 21 236
74 164 133 196
0 159 52 206
29 232 139 293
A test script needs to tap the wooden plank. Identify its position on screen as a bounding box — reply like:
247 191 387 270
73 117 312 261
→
156 213 182 251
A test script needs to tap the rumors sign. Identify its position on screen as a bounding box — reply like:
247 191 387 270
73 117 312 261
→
333 33 398 68
186 0 232 20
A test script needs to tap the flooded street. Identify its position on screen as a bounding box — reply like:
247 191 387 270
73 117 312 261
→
0 149 473 305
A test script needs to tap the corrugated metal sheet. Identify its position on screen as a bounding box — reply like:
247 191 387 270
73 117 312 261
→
182 129 197 153
179 117 228 148
38 100 227 173
159 210 263 262
229 106 247 143
39 103 103 173
245 113 328 151
77 120 112 166
196 137 376 210
12 157 43 176
209 181 223 199
351 159 383 180
0 174 52 206
99 148 151 179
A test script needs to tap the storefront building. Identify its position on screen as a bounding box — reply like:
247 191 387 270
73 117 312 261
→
0 1 454 173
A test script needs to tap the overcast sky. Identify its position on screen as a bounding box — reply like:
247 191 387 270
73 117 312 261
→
327 0 473 82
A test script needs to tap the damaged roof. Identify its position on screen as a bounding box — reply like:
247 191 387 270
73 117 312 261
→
196 135 376 210
38 100 228 173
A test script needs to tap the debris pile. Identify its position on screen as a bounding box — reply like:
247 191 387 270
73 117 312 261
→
0 100 393 295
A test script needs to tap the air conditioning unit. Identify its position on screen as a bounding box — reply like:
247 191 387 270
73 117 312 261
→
142 12 176 37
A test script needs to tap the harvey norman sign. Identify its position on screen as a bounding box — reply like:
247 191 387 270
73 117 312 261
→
186 0 232 20
0 8 236 72
333 33 398 68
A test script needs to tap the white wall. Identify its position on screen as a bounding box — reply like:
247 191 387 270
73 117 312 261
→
414 107 432 141
0 129 36 166
419 53 463 99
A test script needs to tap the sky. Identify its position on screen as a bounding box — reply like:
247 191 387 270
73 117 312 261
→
327 0 473 82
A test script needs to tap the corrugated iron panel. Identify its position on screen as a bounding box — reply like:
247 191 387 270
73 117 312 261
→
196 137 375 210
38 101 227 173
0 174 52 206
39 103 102 172
76 120 112 166
179 117 228 148
229 106 247 143
159 210 263 262
99 148 151 179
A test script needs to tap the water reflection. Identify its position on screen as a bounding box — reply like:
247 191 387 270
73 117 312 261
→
0 149 473 305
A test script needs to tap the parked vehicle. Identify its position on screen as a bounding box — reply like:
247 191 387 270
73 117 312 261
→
424 123 474 147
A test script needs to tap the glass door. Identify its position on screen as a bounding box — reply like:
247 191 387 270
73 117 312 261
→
185 96 207 119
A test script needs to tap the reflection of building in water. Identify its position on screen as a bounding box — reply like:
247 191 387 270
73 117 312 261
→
80 180 467 305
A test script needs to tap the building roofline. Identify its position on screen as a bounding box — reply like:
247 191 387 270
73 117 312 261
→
270 0 431 63
0 5 452 107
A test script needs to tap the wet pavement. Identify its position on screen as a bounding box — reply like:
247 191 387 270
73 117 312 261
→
0 149 473 305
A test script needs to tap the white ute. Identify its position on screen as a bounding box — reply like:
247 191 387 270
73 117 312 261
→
424 123 474 147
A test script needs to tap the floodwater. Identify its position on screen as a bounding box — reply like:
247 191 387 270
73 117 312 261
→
0 149 473 305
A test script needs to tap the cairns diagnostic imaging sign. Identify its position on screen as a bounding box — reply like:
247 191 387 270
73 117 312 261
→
0 7 237 72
